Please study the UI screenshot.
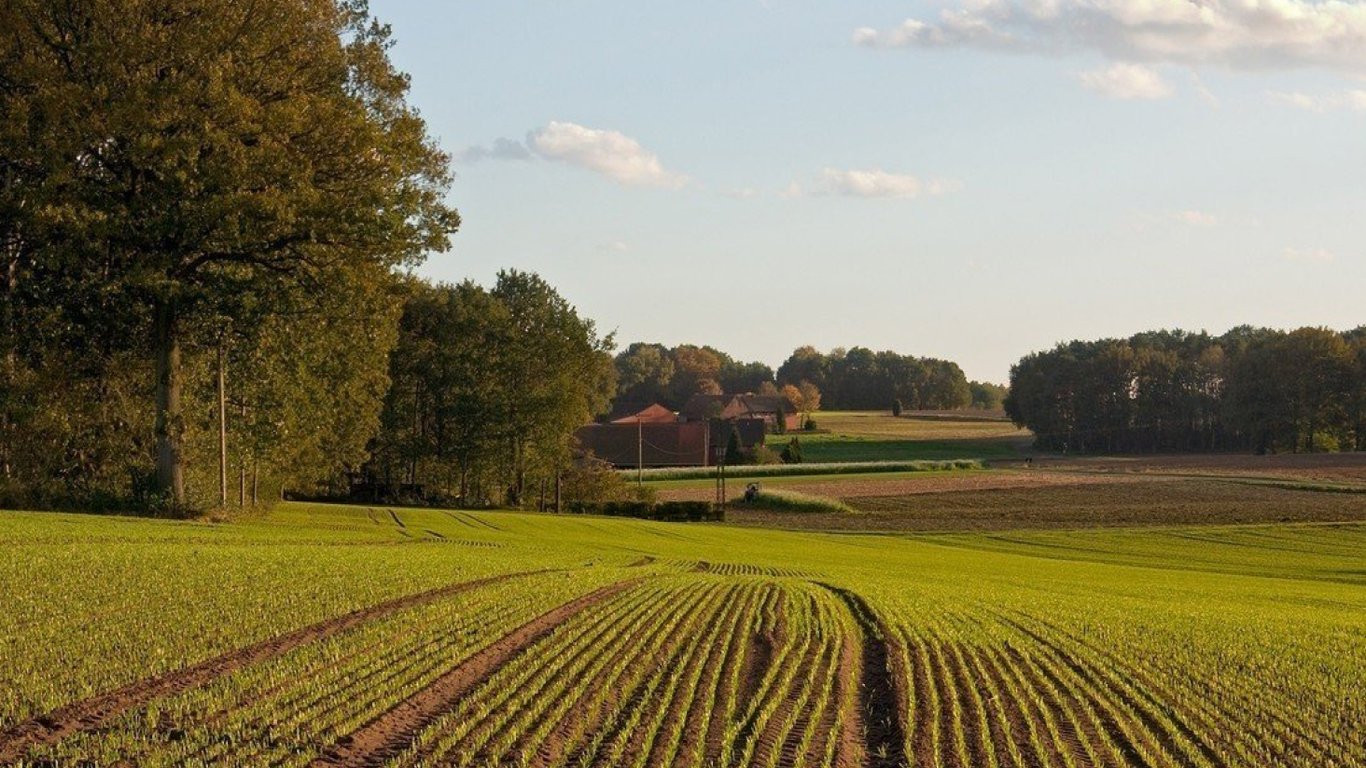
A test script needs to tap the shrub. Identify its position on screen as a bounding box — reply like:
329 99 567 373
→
892 399 903 417
745 488 854 514
780 437 803 464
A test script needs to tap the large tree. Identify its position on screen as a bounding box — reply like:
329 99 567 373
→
1 0 456 507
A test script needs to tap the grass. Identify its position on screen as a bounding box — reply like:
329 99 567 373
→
776 410 1033 463
628 458 981 482
2 499 1364 766
738 488 855 515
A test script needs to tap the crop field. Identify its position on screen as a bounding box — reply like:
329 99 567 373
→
793 411 1032 463
2 503 1365 767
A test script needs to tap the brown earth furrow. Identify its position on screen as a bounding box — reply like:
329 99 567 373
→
978 644 1062 768
754 629 825 767
546 584 723 768
519 588 687 768
925 640 968 768
705 585 779 766
909 638 939 768
996 611 1212 768
420 582 667 767
941 641 990 767
673 586 761 767
0 570 549 765
607 587 737 768
815 584 908 768
642 585 747 768
776 636 838 768
1004 644 1098 768
310 578 640 768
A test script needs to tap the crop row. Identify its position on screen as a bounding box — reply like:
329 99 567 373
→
18 570 625 767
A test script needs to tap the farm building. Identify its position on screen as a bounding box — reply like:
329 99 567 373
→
679 394 800 432
575 402 768 468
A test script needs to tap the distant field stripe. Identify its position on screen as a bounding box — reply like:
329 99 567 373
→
0 570 547 765
310 578 641 767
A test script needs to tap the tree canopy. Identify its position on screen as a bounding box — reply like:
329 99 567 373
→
0 0 456 511
1005 326 1366 454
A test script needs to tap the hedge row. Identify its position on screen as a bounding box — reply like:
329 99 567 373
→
623 458 982 482
565 500 722 522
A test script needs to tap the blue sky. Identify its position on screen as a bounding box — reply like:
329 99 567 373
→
378 0 1365 382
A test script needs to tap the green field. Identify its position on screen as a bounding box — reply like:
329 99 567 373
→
781 410 1032 463
1 502 1363 767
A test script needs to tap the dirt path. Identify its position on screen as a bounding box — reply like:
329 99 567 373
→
310 578 642 768
0 570 552 765
817 583 909 768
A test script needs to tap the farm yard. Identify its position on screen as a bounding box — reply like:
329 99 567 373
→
2 501 1364 767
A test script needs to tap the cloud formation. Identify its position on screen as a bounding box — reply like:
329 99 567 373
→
527 121 686 188
457 137 532 163
852 0 1366 73
1268 89 1366 112
1079 63 1173 99
803 168 957 199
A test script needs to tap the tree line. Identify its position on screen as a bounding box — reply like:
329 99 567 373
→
1005 327 1366 454
777 346 990 411
613 343 996 414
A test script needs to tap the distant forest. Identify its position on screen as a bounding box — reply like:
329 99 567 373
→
1006 327 1366 454
614 343 1004 412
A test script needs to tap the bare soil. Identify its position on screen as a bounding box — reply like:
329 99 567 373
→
725 478 1366 533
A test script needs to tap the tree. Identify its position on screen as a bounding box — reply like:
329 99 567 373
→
780 437 803 464
369 273 615 507
724 426 745 466
614 343 674 406
1 0 456 509
798 381 822 428
891 399 903 417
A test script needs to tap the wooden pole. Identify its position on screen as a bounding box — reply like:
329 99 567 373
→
217 343 227 507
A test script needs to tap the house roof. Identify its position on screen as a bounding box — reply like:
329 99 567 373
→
609 403 677 424
679 393 789 421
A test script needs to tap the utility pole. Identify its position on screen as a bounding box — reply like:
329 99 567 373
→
217 343 227 507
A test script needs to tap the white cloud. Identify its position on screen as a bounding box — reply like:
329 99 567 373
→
1268 89 1366 111
527 121 686 188
802 168 957 199
456 137 532 163
1078 63 1173 99
853 1 1366 73
1283 246 1335 263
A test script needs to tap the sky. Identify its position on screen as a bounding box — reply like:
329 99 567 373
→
376 0 1366 383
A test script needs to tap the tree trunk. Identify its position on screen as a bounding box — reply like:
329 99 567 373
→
217 343 228 507
154 298 186 507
